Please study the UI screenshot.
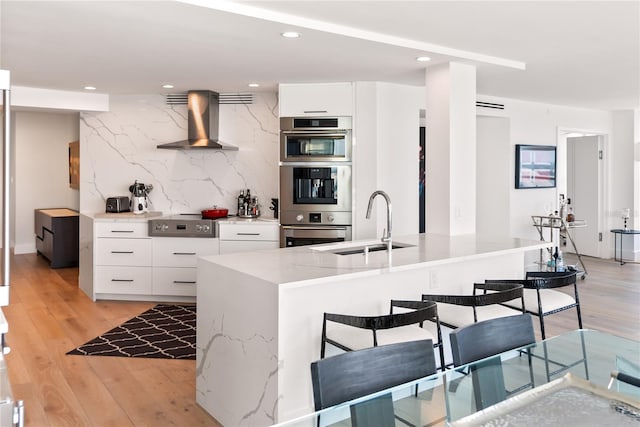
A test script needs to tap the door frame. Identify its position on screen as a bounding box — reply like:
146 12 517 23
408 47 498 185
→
556 126 609 259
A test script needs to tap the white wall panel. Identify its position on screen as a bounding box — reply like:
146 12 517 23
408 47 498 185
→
79 93 279 216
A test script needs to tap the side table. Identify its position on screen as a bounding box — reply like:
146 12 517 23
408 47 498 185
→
35 208 79 268
610 229 640 265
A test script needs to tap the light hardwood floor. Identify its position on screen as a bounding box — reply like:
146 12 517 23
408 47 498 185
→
2 252 639 426
4 254 221 427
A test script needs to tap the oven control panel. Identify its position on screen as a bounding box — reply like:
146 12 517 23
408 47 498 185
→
283 211 351 226
148 216 217 238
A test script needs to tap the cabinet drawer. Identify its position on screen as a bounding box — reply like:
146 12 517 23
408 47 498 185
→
152 267 197 296
218 223 279 241
95 266 152 295
34 209 52 236
96 238 152 266
152 238 219 268
95 222 148 238
219 240 279 255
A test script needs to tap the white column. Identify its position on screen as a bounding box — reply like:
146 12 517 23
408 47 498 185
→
634 108 639 231
425 62 477 235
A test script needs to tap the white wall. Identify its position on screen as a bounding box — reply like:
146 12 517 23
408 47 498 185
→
353 82 423 240
353 82 377 240
635 108 640 231
611 110 639 260
14 111 79 254
611 110 635 225
476 96 615 250
476 116 511 238
79 93 279 215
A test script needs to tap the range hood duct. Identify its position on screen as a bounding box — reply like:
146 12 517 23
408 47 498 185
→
157 90 238 150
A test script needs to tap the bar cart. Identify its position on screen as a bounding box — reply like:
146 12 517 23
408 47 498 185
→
531 215 588 279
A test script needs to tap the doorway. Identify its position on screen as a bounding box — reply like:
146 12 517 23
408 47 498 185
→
559 130 607 258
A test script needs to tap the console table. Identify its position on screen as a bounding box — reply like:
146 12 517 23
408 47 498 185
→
35 208 79 268
610 229 640 265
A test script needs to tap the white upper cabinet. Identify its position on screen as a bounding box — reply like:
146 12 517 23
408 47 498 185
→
279 83 353 117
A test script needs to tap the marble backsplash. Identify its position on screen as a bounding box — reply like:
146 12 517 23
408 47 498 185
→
79 93 279 216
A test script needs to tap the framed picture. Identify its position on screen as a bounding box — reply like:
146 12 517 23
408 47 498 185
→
515 144 556 189
68 140 79 190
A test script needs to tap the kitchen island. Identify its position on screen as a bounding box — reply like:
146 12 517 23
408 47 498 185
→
195 233 548 426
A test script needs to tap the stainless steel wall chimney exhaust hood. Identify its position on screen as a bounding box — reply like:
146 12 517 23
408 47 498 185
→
157 90 239 150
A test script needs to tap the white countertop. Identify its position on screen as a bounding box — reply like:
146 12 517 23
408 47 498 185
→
216 216 279 224
200 233 548 286
84 212 278 224
85 211 163 222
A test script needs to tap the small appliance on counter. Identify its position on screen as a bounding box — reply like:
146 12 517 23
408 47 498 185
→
129 180 153 214
105 196 130 213
236 188 260 218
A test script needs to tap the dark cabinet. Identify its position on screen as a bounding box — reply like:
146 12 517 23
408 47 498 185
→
35 208 79 268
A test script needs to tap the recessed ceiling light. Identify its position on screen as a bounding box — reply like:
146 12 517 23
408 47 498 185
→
416 56 431 62
162 84 174 89
248 83 260 88
281 31 300 38
84 86 96 91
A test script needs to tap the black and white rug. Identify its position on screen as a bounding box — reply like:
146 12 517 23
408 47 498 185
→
67 304 196 359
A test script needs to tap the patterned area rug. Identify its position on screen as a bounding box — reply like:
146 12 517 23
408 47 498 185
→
67 304 196 359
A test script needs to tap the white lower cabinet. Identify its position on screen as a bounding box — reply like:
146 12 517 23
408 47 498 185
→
151 237 219 297
219 240 279 254
218 222 279 254
90 219 219 301
152 267 197 297
95 266 152 295
88 218 276 301
94 223 152 298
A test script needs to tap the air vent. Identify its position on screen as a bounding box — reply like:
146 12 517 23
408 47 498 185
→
165 92 253 105
165 93 188 105
476 101 505 110
219 93 253 104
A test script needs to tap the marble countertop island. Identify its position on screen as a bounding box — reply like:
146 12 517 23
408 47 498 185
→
199 233 548 287
196 233 548 426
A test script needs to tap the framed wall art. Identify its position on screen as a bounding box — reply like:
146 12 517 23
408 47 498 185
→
515 144 556 189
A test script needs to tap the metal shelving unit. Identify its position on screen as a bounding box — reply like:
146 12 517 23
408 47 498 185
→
531 215 588 279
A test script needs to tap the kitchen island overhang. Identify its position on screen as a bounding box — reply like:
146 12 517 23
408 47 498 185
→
195 233 548 426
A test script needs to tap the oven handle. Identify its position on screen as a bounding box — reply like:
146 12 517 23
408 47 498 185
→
282 225 349 239
281 131 348 137
281 225 348 231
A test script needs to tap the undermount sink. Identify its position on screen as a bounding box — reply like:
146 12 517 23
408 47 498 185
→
330 242 414 256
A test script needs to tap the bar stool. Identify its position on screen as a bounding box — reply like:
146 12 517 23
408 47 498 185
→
421 282 525 330
486 270 581 339
321 300 445 370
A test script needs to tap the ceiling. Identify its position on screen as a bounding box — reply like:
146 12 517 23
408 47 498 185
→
1 0 638 111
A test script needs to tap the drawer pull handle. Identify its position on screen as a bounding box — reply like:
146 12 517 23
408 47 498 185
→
111 251 134 254
173 280 196 284
173 252 196 255
237 232 260 236
303 110 328 113
110 230 134 233
111 279 134 282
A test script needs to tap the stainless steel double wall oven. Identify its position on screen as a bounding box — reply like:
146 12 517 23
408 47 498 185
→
279 117 352 247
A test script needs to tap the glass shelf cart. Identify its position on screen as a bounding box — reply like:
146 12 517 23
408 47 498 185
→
531 215 588 279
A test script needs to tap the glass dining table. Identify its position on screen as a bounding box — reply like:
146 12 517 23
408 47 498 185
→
274 329 640 426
